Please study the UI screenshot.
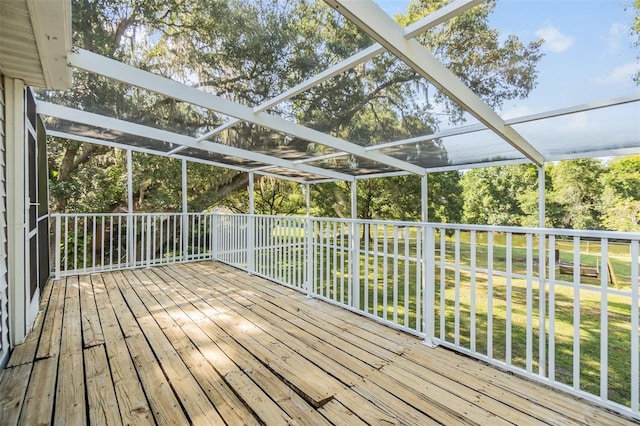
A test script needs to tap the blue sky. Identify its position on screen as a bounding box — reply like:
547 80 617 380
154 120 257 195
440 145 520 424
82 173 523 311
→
376 0 640 116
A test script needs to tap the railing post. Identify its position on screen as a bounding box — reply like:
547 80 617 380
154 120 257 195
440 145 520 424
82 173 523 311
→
54 214 61 279
127 213 134 268
350 220 360 309
422 224 437 347
211 213 218 261
305 217 313 298
182 213 189 262
538 231 547 377
146 214 152 268
247 215 255 273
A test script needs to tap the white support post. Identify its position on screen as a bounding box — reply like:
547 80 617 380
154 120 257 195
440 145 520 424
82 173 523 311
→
537 164 546 377
182 159 189 263
126 150 134 267
6 77 27 345
54 214 61 279
538 165 546 228
247 172 255 273
350 181 360 309
421 174 428 223
305 184 311 217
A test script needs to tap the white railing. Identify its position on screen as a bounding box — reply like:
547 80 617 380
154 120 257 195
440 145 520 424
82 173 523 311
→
52 212 215 277
51 212 640 420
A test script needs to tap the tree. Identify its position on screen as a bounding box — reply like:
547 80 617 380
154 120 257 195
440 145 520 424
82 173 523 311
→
548 159 605 229
461 164 540 226
600 155 640 231
46 0 543 217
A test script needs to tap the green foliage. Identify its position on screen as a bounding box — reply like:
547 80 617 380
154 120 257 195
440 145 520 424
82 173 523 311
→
548 159 605 229
461 164 539 226
600 155 640 231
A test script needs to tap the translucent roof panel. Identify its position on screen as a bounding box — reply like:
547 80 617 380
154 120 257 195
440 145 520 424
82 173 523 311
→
45 118 177 153
513 101 640 160
256 167 331 182
306 154 401 176
376 129 524 170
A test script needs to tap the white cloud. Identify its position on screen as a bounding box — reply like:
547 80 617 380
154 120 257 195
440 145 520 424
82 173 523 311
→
535 23 575 53
596 62 640 85
604 22 629 54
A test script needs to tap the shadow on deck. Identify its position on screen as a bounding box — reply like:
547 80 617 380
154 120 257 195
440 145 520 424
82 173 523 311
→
0 261 635 425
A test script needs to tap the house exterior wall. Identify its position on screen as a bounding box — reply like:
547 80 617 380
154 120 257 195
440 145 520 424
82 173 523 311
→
0 75 9 367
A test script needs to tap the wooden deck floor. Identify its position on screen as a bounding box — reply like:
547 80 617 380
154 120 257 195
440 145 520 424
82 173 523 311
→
0 262 636 425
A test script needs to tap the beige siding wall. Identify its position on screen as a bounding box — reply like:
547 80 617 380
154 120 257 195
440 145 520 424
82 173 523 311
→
0 76 8 366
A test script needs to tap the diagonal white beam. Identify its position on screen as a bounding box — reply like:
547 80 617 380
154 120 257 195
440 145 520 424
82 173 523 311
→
37 101 353 181
197 0 482 142
326 0 544 166
69 49 425 175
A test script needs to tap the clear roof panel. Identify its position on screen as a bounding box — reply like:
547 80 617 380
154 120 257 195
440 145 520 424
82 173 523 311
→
306 154 401 177
514 101 640 160
377 129 523 170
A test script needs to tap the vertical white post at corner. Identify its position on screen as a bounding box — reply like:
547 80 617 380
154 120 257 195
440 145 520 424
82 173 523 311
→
247 172 255 273
422 223 437 347
538 164 545 228
145 214 152 268
6 77 27 345
305 183 311 217
182 159 189 263
126 149 134 267
54 214 62 279
350 180 360 309
537 164 546 377
303 183 312 297
421 174 428 223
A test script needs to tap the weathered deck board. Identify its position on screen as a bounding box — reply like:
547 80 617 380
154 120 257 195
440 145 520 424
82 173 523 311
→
0 261 637 425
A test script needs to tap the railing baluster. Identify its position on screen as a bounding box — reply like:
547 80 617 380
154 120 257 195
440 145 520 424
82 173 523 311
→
600 238 609 401
404 227 409 327
383 225 388 321
454 229 460 347
470 230 476 352
373 224 378 317
439 229 445 340
548 235 556 382
573 237 581 391
487 231 494 359
631 240 639 414
506 232 512 366
526 233 533 374
393 226 399 324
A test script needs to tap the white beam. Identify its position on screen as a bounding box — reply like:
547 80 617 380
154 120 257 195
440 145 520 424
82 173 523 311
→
196 0 482 142
69 49 426 175
38 101 353 181
326 0 544 166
